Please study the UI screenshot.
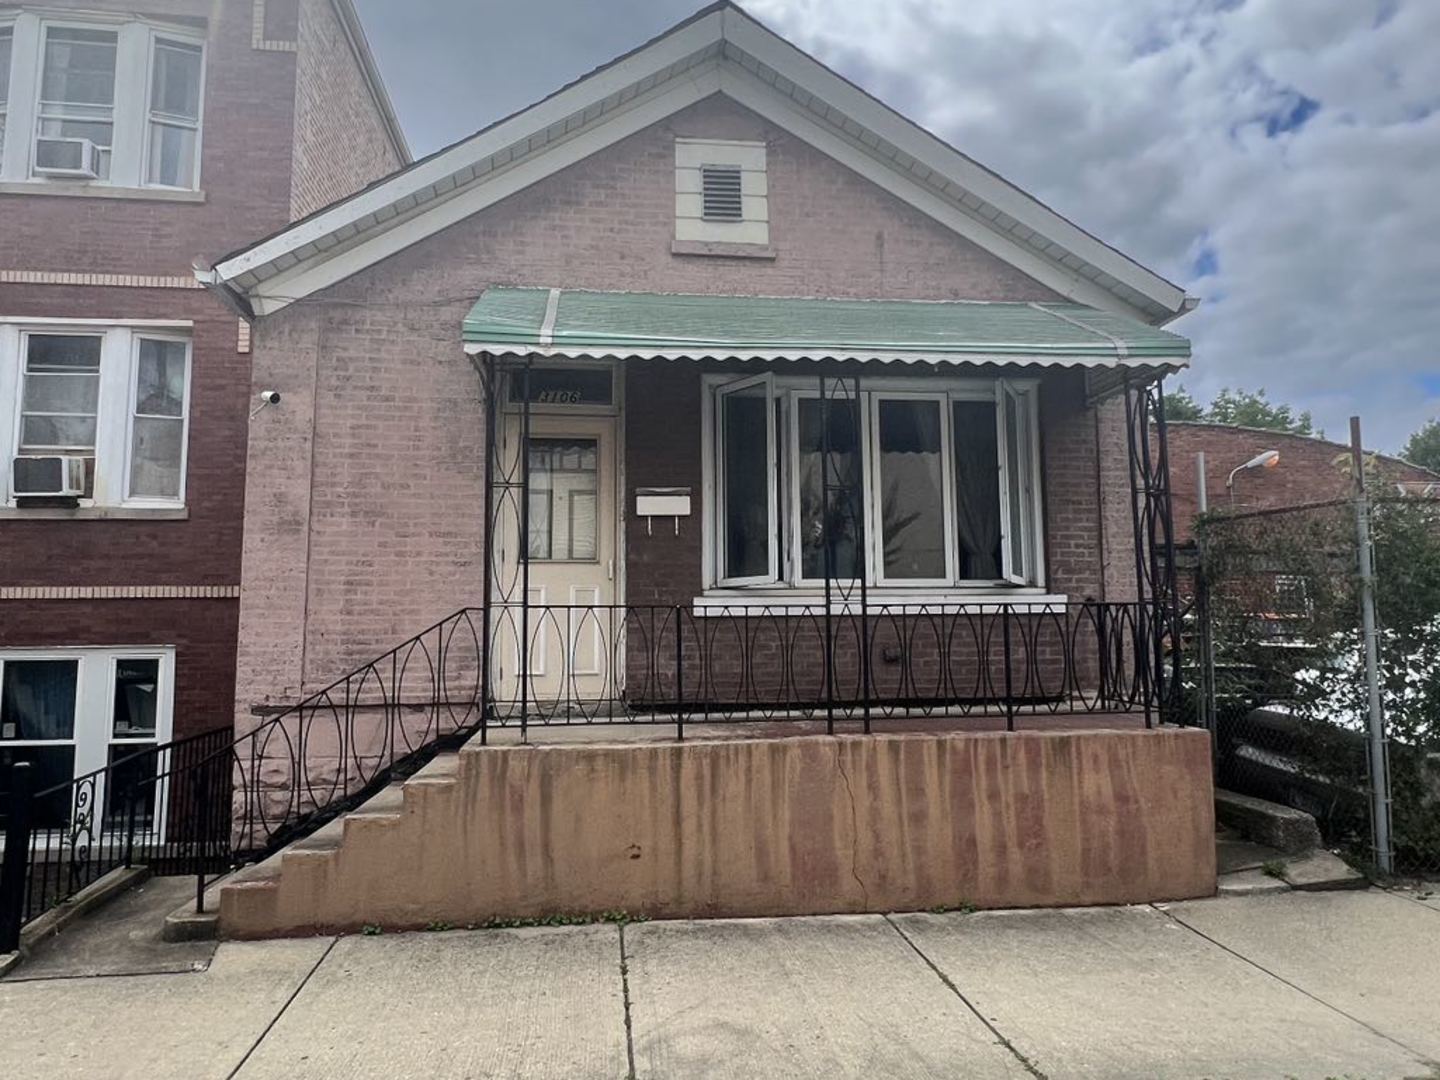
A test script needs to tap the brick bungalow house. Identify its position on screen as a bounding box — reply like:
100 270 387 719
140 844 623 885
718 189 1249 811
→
0 0 406 823
189 3 1217 932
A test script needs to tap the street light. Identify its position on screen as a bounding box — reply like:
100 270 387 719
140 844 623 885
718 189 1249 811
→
1226 449 1279 504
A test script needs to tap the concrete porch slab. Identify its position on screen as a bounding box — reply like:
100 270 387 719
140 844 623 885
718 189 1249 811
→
891 905 1428 1078
1167 889 1440 1061
625 915 1026 1079
230 926 628 1079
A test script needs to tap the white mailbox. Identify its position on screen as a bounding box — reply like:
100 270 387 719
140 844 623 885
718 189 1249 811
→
635 487 692 517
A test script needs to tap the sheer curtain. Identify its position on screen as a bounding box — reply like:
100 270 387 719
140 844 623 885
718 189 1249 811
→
952 403 1001 579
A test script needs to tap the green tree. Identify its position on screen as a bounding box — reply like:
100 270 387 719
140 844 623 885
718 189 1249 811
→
1205 387 1314 435
1164 385 1204 421
1401 418 1440 473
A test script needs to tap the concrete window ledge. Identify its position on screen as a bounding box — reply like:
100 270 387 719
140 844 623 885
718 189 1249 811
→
0 182 206 203
0 507 189 521
671 239 777 259
692 592 1070 616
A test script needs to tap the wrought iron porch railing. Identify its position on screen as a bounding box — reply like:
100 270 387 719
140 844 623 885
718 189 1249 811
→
1 599 1172 947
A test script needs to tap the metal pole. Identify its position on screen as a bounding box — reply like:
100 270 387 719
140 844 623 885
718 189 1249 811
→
478 355 496 745
675 605 685 741
1 762 36 953
519 361 532 743
821 374 835 735
1350 417 1393 875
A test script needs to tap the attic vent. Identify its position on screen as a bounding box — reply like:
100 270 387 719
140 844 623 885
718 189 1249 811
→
701 165 744 221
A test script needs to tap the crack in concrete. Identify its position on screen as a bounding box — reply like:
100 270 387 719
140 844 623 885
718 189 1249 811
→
832 741 869 910
226 935 338 1079
885 915 1048 1079
618 924 638 1080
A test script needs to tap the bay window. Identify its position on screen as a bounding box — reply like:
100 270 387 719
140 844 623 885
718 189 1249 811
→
0 13 204 191
0 321 192 508
707 375 1043 592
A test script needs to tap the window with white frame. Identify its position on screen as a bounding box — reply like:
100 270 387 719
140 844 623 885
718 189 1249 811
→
0 647 174 829
675 138 768 246
0 12 204 190
706 375 1044 591
0 322 192 507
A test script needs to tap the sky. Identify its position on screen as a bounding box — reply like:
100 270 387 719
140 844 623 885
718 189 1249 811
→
352 0 1440 450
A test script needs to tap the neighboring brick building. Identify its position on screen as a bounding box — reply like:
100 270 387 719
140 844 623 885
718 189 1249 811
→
203 3 1197 739
1166 422 1440 544
0 0 406 809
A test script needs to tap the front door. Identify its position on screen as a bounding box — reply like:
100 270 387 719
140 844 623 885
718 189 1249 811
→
494 412 618 711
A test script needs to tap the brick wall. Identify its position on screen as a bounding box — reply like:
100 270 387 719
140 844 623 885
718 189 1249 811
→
1165 422 1438 543
235 94 1142 718
289 0 405 220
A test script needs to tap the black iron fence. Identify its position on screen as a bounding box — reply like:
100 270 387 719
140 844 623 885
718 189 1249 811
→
2 598 1172 947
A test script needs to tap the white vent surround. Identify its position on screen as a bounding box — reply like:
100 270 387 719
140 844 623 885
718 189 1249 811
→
676 138 767 245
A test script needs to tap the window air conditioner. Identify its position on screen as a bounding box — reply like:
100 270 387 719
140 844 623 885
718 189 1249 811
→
34 137 102 179
12 456 87 498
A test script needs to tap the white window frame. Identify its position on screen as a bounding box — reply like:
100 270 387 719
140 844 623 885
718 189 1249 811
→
0 646 175 824
702 373 1045 596
0 23 13 162
714 372 779 587
0 319 193 509
0 11 204 191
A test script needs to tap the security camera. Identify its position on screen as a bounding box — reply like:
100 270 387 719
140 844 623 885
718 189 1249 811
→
250 389 282 419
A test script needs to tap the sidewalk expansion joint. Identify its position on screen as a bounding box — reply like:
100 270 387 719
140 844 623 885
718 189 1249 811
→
225 936 339 1080
884 914 1048 1079
1154 904 1440 1071
618 924 638 1080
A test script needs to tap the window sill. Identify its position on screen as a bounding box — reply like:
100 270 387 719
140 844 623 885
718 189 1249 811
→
0 505 188 521
692 590 1070 616
671 239 776 260
0 181 206 203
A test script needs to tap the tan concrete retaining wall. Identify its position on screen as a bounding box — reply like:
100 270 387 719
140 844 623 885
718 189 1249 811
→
219 728 1215 938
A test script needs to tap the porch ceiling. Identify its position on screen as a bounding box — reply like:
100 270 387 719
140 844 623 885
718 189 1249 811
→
461 288 1190 369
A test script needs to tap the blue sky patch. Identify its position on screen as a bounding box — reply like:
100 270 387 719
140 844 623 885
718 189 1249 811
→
1265 93 1321 136
1191 244 1220 279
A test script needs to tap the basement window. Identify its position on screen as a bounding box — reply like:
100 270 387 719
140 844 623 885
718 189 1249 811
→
675 138 768 246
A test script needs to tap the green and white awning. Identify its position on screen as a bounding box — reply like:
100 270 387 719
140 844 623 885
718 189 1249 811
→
462 288 1190 369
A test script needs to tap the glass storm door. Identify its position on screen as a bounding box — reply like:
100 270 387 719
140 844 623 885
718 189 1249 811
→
495 413 617 710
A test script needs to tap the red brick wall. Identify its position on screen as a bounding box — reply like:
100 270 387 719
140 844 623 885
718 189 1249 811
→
1165 423 1438 543
235 94 1141 717
290 0 405 219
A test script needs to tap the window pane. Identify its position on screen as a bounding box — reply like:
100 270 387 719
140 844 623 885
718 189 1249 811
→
106 744 159 823
27 334 101 372
41 28 117 106
1 660 78 741
0 746 78 830
129 417 184 498
507 368 613 406
20 414 97 451
146 123 197 187
953 401 1003 579
1005 392 1026 576
797 398 863 579
150 40 202 120
135 339 187 416
721 386 770 579
22 372 100 414
526 438 598 561
0 29 11 108
113 659 160 737
877 399 948 580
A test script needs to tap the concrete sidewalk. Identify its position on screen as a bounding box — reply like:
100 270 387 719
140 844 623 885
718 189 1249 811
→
2 889 1437 1079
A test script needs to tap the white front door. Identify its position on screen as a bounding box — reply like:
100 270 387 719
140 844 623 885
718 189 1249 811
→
494 412 619 711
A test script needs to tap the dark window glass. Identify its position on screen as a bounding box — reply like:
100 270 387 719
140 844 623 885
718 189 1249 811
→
721 386 770 579
1 659 78 741
952 401 1003 579
797 398 863 579
876 399 947 580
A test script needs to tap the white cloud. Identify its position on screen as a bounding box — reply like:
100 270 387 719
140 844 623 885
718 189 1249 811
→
748 0 1440 448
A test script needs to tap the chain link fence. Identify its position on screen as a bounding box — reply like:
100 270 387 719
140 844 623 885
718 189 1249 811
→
1195 494 1440 879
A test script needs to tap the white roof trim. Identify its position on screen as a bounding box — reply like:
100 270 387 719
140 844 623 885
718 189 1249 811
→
209 4 1191 324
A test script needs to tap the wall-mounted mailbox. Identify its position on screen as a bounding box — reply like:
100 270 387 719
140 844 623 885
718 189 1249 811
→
636 487 692 517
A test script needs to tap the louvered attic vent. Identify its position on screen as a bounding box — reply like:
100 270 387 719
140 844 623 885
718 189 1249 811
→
700 165 744 221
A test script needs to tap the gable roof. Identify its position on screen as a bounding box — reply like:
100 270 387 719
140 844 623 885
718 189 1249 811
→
202 3 1195 325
